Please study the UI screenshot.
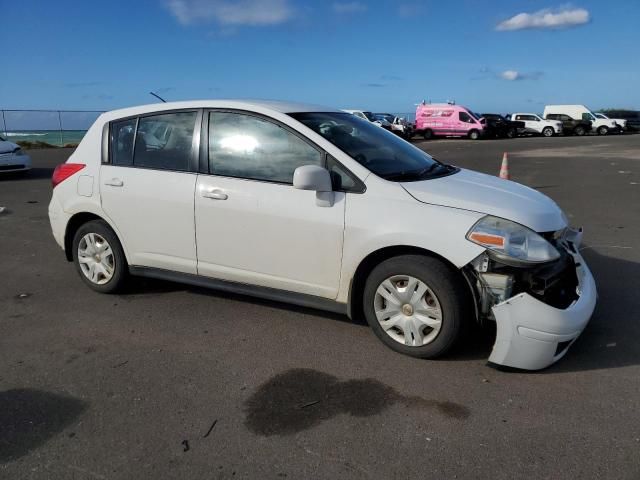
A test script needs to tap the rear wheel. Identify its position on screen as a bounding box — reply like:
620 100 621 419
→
72 220 127 293
468 129 480 140
422 129 433 140
597 126 609 135
362 255 469 359
506 128 516 139
574 126 586 136
542 127 554 137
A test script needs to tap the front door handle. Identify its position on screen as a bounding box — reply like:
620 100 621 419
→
202 189 228 200
104 178 124 187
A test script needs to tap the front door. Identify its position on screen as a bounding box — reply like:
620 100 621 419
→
194 110 345 299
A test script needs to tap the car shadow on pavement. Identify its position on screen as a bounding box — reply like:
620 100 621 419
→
0 389 87 463
124 276 367 327
122 247 639 372
0 167 54 182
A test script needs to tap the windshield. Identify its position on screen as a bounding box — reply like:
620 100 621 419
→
362 111 375 122
375 113 396 123
0 135 5 141
595 113 606 119
290 112 455 181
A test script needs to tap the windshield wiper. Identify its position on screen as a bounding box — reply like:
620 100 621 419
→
383 162 443 181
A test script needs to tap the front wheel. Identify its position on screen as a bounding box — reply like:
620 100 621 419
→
72 220 127 293
574 126 586 136
542 127 554 137
362 255 469 359
468 129 480 140
422 129 433 140
597 126 609 135
506 128 516 139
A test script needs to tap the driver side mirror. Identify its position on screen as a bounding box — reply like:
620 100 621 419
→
293 165 334 207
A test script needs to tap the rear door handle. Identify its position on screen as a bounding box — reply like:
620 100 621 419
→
104 178 124 187
202 189 228 200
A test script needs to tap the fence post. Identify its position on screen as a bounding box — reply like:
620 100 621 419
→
57 111 64 146
1 110 6 137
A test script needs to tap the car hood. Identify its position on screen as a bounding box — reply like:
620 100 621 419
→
401 168 566 232
0 140 19 154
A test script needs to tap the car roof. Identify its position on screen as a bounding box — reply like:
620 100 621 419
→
101 99 340 121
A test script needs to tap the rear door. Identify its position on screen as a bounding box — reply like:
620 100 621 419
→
194 110 346 298
100 110 201 273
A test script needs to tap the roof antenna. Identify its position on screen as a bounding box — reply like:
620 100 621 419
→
149 91 167 103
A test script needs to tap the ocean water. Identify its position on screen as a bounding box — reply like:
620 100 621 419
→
3 130 87 146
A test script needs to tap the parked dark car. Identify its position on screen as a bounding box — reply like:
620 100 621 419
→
545 113 592 136
602 110 640 132
479 113 525 138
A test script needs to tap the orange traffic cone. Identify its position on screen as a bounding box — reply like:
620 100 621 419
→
499 152 510 180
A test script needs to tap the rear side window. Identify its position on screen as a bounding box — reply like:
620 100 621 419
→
133 112 197 171
110 119 136 166
208 112 322 184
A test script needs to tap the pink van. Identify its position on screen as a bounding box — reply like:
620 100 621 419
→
415 103 486 140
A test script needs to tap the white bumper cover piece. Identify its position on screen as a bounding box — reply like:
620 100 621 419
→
488 230 597 370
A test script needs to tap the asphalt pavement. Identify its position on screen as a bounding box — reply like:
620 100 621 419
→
1 134 639 479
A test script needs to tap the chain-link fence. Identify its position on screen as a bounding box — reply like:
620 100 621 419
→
1 110 103 147
0 108 417 149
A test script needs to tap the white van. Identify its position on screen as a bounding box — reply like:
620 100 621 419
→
543 105 619 135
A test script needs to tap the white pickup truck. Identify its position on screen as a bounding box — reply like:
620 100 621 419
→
508 113 563 137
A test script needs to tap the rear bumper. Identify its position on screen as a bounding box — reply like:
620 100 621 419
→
488 232 597 370
0 153 32 172
48 194 69 250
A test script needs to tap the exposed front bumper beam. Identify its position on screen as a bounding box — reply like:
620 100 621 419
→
488 232 597 370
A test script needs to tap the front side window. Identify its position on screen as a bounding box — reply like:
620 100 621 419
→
290 112 454 182
133 112 197 171
208 112 322 183
110 118 136 166
459 112 474 123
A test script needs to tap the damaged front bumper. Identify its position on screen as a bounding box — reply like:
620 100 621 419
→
473 229 597 370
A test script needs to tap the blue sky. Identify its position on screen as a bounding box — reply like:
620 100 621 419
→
1 0 638 119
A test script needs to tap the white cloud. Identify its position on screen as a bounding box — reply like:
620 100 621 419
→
332 2 367 14
496 7 590 31
165 0 295 26
501 70 521 81
499 70 543 81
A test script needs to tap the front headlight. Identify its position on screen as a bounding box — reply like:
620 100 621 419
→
466 215 560 264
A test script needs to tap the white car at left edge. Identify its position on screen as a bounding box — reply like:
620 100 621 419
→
0 134 32 173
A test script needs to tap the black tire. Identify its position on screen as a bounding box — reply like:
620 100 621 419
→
506 128 516 139
574 126 586 136
362 255 470 359
542 127 554 137
468 129 480 140
72 219 127 293
422 129 433 140
597 126 608 135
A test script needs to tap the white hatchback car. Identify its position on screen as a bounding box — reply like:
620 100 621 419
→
0 134 32 173
48 100 596 370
